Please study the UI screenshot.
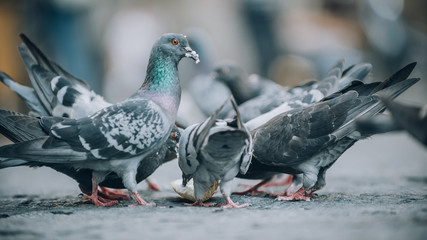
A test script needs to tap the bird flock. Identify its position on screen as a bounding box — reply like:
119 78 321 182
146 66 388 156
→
0 33 424 208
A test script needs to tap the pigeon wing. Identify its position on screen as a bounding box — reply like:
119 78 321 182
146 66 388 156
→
49 99 171 160
0 99 171 163
252 91 358 166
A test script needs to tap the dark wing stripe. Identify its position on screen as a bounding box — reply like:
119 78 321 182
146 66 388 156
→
60 87 81 107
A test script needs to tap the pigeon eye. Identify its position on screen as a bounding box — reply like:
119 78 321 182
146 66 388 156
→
171 132 177 138
171 39 179 45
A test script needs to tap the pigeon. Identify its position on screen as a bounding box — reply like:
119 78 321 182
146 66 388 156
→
233 60 372 195
237 62 418 201
0 33 199 207
356 99 427 146
188 60 271 118
213 60 285 105
0 108 182 203
188 70 233 118
213 61 259 104
234 59 372 123
1 34 171 192
178 97 252 208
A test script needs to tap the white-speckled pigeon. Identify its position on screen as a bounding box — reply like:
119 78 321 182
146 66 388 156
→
0 108 182 204
0 33 199 207
237 62 419 201
178 97 252 208
0 34 177 194
356 99 427 146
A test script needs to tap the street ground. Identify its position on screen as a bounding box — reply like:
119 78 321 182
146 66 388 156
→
0 133 426 240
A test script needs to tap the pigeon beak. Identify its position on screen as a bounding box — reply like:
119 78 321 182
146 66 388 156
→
184 46 200 64
182 174 193 187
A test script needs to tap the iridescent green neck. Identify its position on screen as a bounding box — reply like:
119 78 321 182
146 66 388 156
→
140 52 180 93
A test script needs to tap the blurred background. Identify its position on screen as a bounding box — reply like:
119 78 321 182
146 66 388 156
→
0 0 426 194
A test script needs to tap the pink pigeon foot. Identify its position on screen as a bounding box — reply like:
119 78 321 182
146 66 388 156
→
81 177 118 207
184 200 216 207
128 192 156 207
262 175 293 187
270 178 301 197
276 188 311 201
145 178 161 191
99 187 131 200
233 179 269 196
304 187 322 198
83 194 118 207
217 196 249 208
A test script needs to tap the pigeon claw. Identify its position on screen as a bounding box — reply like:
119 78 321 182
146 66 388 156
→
129 202 156 207
276 188 311 201
99 187 131 200
83 194 119 207
218 202 249 208
128 192 156 207
145 178 161 191
233 189 266 196
184 200 216 207
262 175 293 187
218 196 249 208
233 179 269 196
82 175 119 207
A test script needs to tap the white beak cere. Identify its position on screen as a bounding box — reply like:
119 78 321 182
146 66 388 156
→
184 46 200 64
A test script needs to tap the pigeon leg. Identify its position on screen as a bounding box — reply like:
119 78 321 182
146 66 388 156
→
217 195 249 208
276 187 311 201
304 168 327 198
262 174 293 187
128 191 156 207
233 179 269 196
219 181 249 208
82 175 118 207
184 200 216 207
270 174 302 197
98 187 131 200
80 187 118 204
276 171 316 201
304 188 321 198
145 178 161 191
122 170 156 207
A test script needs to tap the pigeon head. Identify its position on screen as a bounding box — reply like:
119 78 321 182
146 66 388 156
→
154 33 199 64
214 61 246 84
140 33 199 93
181 173 193 187
214 61 253 104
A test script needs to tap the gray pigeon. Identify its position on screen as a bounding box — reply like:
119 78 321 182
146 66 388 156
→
0 108 182 204
235 59 372 123
356 99 427 146
13 34 111 119
237 63 419 201
0 33 199 207
178 97 252 208
188 60 271 117
188 71 233 118
213 61 278 104
233 60 372 195
0 34 173 193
